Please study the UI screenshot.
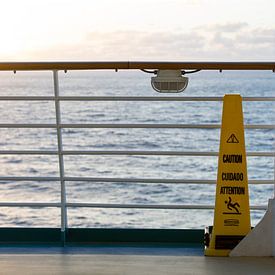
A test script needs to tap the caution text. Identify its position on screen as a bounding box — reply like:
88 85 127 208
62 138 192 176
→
222 172 243 181
220 186 245 195
223 154 242 163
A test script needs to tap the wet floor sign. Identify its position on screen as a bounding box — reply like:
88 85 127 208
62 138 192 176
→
204 94 251 256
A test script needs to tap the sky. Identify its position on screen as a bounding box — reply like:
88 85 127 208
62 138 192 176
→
0 0 275 61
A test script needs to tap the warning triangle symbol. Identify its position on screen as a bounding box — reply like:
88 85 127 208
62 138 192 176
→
226 134 239 143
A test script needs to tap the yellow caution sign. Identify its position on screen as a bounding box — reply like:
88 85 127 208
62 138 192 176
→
205 94 251 257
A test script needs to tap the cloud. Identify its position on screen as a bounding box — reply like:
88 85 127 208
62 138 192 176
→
86 25 275 60
199 23 275 60
21 23 275 61
212 33 235 48
208 22 249 33
236 28 275 45
84 31 206 59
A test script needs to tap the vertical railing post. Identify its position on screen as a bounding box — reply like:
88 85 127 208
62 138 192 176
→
53 70 67 245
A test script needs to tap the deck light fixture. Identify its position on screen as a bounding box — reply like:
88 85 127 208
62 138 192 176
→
151 70 188 93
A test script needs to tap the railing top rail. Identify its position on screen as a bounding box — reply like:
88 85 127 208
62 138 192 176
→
0 61 274 71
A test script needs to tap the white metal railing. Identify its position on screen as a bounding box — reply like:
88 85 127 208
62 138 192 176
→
0 62 274 232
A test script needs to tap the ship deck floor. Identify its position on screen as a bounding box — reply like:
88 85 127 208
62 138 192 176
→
0 246 275 275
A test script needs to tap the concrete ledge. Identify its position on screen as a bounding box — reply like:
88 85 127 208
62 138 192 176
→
230 198 275 256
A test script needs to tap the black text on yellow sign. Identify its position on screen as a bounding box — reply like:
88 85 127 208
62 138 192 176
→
205 94 251 257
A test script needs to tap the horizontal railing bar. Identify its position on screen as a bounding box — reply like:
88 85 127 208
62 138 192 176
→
0 176 271 185
0 150 273 157
0 96 274 102
251 206 267 210
64 150 217 156
64 124 219 129
58 96 275 102
243 97 275 102
0 150 57 155
61 124 275 129
64 177 273 185
0 123 273 129
59 96 223 101
0 202 266 210
66 203 213 209
59 96 275 102
0 61 274 71
247 152 275 157
0 96 55 101
65 203 267 211
0 124 56 128
0 176 60 181
63 150 274 157
246 125 275 129
0 202 60 207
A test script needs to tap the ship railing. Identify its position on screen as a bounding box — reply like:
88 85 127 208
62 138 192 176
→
0 62 274 236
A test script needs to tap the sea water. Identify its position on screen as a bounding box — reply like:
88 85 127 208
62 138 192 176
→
0 70 274 229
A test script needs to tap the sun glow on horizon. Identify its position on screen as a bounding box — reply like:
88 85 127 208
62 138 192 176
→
0 0 274 61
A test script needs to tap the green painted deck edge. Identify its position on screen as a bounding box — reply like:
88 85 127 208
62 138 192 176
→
67 228 204 244
0 228 204 245
0 228 61 244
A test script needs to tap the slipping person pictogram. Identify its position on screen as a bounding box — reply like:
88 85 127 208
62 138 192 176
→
225 196 240 214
